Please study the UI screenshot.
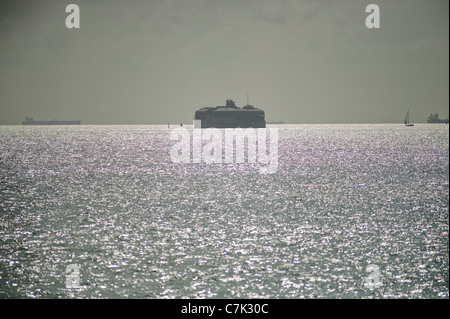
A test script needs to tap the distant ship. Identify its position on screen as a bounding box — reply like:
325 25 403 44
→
194 99 266 128
22 116 81 125
427 113 448 124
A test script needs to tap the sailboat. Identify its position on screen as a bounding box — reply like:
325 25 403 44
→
404 110 414 126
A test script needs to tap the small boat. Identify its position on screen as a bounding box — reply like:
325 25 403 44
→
404 110 414 126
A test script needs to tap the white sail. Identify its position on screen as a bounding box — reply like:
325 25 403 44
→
404 110 414 126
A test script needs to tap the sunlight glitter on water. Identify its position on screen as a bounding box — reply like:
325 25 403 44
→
0 124 448 298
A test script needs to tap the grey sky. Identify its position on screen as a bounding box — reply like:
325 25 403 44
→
0 0 448 124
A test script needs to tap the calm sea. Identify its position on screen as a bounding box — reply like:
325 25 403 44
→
0 124 448 298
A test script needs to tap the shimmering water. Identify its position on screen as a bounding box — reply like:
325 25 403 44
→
0 124 448 299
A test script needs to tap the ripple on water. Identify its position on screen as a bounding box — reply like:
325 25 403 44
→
0 124 448 298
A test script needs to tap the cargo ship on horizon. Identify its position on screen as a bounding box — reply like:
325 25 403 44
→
427 113 448 124
22 116 81 125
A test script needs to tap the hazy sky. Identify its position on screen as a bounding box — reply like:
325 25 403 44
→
0 0 448 124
